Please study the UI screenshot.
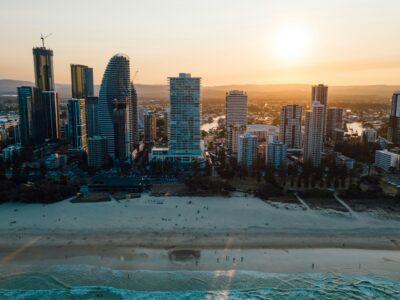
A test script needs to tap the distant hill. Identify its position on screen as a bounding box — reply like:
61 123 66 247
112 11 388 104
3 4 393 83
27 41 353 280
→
0 79 397 105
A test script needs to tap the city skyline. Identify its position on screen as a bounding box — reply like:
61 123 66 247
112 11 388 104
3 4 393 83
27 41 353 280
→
2 0 400 86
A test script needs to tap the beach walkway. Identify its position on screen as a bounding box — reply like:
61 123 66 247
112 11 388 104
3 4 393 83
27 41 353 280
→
294 192 311 211
333 192 356 216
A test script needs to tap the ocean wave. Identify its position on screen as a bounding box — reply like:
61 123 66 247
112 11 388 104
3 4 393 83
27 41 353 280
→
0 268 399 299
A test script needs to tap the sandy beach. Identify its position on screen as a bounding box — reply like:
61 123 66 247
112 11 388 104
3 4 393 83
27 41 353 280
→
0 194 400 296
0 194 400 253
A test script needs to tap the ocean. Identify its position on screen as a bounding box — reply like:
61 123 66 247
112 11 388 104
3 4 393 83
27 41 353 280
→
0 267 399 299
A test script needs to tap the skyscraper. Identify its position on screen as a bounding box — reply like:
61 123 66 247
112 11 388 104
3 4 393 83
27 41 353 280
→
17 86 40 146
33 47 54 92
98 54 137 158
279 105 302 148
303 101 325 168
67 98 87 151
144 111 157 144
71 64 94 99
168 73 202 159
112 101 130 160
42 91 60 141
88 136 108 169
388 91 400 144
238 133 258 167
311 84 328 137
326 107 343 143
230 125 246 157
85 96 99 138
226 90 248 154
130 82 139 145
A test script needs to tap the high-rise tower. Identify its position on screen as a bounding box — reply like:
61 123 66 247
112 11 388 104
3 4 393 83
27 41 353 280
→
42 91 60 141
68 98 87 151
71 64 94 99
17 86 41 146
226 90 248 154
279 104 302 149
303 101 325 168
311 84 328 137
98 54 137 158
33 47 54 92
168 73 202 158
388 91 400 144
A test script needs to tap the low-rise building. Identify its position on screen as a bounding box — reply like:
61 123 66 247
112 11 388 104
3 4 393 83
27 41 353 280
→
1 144 22 161
375 150 400 172
267 141 287 169
335 153 354 170
362 128 377 143
44 153 67 169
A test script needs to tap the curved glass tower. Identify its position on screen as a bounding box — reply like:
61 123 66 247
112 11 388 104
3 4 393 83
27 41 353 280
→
98 54 137 160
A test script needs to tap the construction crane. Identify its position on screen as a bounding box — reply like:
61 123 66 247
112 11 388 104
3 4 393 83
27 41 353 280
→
132 70 139 81
40 33 52 48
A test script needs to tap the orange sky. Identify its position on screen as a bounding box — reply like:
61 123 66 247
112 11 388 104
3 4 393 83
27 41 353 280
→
1 0 400 86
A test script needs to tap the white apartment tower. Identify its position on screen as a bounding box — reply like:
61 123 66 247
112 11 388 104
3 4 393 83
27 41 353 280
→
303 101 325 168
226 90 248 154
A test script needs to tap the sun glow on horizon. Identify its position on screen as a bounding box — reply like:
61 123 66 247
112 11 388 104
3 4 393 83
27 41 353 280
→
273 25 312 64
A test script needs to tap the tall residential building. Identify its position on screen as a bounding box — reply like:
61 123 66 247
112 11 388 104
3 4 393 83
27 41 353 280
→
42 91 60 141
362 128 377 143
388 91 400 144
88 136 108 169
130 82 139 145
71 64 94 99
67 98 87 151
226 90 248 154
267 141 288 169
17 86 41 146
163 107 170 141
98 54 137 158
238 133 258 167
279 105 302 148
168 73 202 159
230 125 246 157
311 84 328 137
85 96 99 138
144 111 157 144
326 107 343 142
33 47 54 92
112 101 130 160
303 101 325 168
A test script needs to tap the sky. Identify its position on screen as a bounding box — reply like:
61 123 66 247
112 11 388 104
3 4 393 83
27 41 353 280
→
1 0 400 86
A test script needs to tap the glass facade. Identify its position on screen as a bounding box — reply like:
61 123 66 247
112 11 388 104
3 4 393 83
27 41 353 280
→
98 54 137 159
71 64 94 99
169 73 202 157
68 98 87 151
33 47 54 92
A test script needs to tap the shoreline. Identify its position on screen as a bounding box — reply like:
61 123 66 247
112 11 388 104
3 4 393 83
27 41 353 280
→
1 229 400 251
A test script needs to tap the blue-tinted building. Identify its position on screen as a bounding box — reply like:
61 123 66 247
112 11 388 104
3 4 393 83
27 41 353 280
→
17 86 41 146
98 54 137 159
169 73 202 158
267 141 287 169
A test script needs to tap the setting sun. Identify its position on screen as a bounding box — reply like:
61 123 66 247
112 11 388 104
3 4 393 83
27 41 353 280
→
274 25 312 63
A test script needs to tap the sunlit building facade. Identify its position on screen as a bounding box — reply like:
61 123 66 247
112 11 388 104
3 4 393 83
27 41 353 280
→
67 98 87 151
71 64 94 99
98 54 137 158
33 47 54 92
